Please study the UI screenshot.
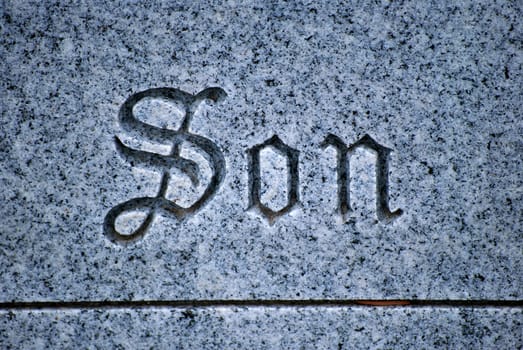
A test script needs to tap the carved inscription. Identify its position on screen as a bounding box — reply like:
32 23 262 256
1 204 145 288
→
105 87 403 244
247 135 300 224
104 87 227 244
322 134 403 222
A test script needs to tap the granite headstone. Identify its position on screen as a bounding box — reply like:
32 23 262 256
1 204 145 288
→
1 0 521 348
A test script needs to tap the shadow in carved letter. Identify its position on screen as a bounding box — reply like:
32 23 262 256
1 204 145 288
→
104 87 227 244
248 135 299 224
322 134 403 222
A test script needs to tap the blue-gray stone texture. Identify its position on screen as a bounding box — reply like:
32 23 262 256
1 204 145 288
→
1 0 521 348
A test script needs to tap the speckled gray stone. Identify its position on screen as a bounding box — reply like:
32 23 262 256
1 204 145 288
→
0 307 521 349
1 0 522 347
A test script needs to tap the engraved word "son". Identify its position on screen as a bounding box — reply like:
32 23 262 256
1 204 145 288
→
104 87 402 245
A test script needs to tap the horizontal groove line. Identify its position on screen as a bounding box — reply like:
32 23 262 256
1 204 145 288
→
0 300 522 310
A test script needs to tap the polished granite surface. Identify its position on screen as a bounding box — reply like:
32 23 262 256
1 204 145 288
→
1 0 521 348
